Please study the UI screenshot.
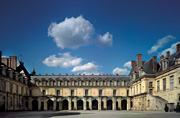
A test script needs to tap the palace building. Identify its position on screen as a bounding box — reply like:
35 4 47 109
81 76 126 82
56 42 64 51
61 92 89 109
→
0 43 180 111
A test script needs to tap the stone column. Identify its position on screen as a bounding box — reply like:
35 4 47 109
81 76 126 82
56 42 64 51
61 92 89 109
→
84 98 87 110
113 97 116 110
59 101 62 110
74 98 77 110
89 98 92 110
68 97 72 110
118 97 121 110
44 99 47 110
38 98 41 110
98 97 101 110
53 99 57 110
104 97 107 109
29 98 32 110
127 97 131 110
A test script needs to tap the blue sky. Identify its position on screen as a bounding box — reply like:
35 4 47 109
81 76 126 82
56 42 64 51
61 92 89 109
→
0 0 180 75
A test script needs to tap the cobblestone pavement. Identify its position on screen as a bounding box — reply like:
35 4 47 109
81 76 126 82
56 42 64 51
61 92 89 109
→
0 110 179 118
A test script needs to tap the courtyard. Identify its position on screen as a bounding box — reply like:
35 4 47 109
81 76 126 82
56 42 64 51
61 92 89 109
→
0 110 179 118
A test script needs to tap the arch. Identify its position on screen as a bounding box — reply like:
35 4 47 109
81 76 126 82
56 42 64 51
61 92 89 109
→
121 99 127 110
62 100 68 110
47 99 53 110
32 99 38 111
107 100 112 110
92 100 98 110
77 100 83 110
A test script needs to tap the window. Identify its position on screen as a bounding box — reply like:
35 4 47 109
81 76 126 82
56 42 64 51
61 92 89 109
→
17 98 18 107
4 81 6 92
42 90 46 96
85 89 88 96
170 76 174 90
21 87 23 95
99 90 102 96
163 78 166 91
57 90 60 96
127 90 129 96
157 80 160 92
10 84 13 93
113 90 116 96
16 86 18 94
10 97 12 107
30 90 32 96
71 90 74 96
114 81 117 86
149 82 153 88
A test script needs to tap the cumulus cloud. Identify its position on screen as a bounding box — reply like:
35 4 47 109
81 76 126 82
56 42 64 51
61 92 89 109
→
158 42 180 58
71 62 99 72
42 52 82 68
148 35 176 54
96 32 113 46
112 67 130 75
48 15 113 49
123 61 131 69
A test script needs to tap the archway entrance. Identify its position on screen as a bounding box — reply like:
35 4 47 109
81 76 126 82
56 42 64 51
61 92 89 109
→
101 101 104 110
77 100 83 110
92 100 98 110
47 99 53 110
41 101 44 110
62 100 68 110
32 99 38 110
56 101 59 110
121 100 127 110
71 101 74 110
107 100 112 110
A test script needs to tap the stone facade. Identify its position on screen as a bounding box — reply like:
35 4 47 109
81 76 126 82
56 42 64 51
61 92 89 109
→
0 43 180 112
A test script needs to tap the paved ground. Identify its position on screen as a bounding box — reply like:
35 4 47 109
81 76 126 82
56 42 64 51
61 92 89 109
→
0 110 179 118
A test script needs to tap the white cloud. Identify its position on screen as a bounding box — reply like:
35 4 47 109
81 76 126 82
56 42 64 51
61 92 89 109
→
123 61 131 69
158 42 180 58
48 15 113 49
97 32 113 46
81 71 100 75
42 52 82 68
112 67 130 75
148 35 176 54
71 62 99 72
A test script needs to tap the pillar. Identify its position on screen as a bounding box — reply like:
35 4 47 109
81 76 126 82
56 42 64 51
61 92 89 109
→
59 101 62 110
98 97 101 110
127 97 131 110
113 97 116 110
29 98 32 110
68 97 72 110
118 97 121 110
103 98 107 109
44 99 47 110
74 98 77 110
89 98 92 110
38 98 41 110
53 99 57 110
84 98 87 110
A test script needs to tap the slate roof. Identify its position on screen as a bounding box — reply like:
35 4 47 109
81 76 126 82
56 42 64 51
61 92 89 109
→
31 75 130 82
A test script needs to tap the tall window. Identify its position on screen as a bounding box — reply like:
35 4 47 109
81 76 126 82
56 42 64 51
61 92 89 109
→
57 90 60 96
85 89 88 96
71 90 74 96
170 76 174 90
127 90 129 96
157 80 160 92
163 78 166 91
16 86 18 94
21 87 23 95
10 84 13 93
113 90 116 96
42 90 46 96
149 82 153 88
99 90 102 96
29 90 32 96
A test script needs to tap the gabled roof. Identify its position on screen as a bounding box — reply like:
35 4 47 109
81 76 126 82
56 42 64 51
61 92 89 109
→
16 61 29 77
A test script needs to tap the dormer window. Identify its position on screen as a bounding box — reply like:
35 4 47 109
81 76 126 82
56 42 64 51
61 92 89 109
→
162 59 169 70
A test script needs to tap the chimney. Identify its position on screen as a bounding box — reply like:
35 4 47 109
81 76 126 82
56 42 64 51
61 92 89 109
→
131 60 135 69
153 56 157 73
137 54 142 67
66 73 68 75
9 56 17 70
160 55 164 60
166 51 170 58
177 43 180 53
0 51 2 63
